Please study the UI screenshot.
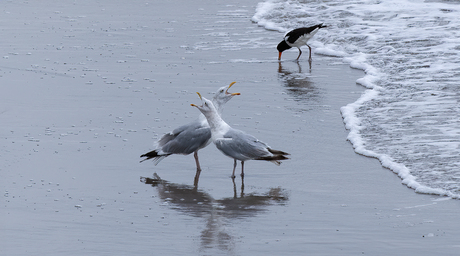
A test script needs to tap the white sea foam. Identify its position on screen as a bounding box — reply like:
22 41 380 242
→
315 47 346 58
253 0 460 198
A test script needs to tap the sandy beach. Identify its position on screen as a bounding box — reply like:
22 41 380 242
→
1 0 460 255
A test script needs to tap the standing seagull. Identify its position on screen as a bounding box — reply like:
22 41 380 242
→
191 93 289 178
140 82 240 176
277 24 327 61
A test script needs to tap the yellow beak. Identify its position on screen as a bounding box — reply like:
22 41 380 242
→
226 81 240 95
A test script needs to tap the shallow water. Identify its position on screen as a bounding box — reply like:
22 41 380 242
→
253 0 460 198
2 1 459 255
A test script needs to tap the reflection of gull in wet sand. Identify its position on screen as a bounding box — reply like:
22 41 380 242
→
140 173 288 251
141 173 288 216
191 94 289 178
140 82 240 182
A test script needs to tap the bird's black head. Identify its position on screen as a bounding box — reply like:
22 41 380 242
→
277 40 291 53
277 40 291 60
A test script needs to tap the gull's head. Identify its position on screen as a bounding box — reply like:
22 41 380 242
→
191 92 217 115
213 81 240 106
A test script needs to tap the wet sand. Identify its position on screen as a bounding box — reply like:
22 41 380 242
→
1 0 460 255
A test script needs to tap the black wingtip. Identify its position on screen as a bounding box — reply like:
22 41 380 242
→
140 150 170 165
268 148 290 156
140 149 160 158
256 154 290 162
140 150 160 162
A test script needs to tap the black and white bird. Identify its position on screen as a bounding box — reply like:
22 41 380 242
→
191 93 289 179
140 82 240 174
277 24 327 61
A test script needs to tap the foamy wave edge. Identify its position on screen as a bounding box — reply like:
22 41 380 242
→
251 1 460 199
340 54 459 199
251 1 286 32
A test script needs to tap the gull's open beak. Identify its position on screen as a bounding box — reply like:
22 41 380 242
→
190 92 202 107
226 81 240 96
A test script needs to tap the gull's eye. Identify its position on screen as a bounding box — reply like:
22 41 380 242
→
220 90 224 93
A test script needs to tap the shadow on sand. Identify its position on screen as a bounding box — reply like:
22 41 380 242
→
140 173 288 252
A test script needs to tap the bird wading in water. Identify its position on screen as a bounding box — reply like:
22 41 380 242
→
191 93 289 179
277 24 327 61
140 82 240 185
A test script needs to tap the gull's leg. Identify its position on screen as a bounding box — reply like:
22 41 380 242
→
240 161 245 197
193 171 200 188
307 45 312 62
296 48 302 61
231 159 237 179
232 176 237 199
194 151 202 172
241 173 245 198
193 151 201 187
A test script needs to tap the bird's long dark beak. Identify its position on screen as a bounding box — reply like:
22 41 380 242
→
278 52 282 60
226 81 240 96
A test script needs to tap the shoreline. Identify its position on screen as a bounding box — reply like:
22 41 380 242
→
1 0 460 255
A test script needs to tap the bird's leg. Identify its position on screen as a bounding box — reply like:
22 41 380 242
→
232 176 237 199
240 161 245 198
193 151 201 187
193 168 201 188
231 159 237 179
307 44 312 62
296 48 302 61
194 151 202 172
241 176 245 198
193 172 200 188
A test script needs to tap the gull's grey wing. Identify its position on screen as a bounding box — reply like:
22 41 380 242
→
214 128 271 161
158 120 211 155
157 119 199 147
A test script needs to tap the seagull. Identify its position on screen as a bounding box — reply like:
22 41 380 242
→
277 24 327 61
140 82 240 176
191 93 289 178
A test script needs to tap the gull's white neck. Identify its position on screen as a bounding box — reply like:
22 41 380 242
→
202 109 230 134
212 99 225 116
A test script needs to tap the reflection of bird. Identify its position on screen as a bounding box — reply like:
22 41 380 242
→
277 24 327 61
191 94 289 178
141 173 288 215
140 173 288 251
278 62 319 102
140 82 240 176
